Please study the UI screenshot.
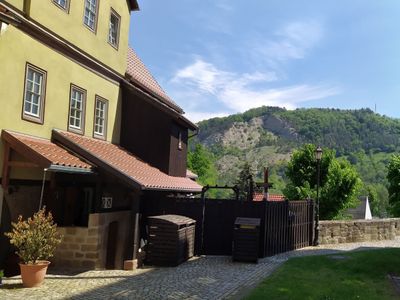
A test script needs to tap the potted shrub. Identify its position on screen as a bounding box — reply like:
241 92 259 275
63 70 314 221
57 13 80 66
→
4 208 62 288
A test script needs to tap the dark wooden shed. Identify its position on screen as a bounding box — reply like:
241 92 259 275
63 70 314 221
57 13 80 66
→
146 214 196 266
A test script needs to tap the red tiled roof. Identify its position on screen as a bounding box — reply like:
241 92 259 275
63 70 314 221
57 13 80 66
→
1 130 93 171
253 192 285 202
126 47 183 113
53 130 202 192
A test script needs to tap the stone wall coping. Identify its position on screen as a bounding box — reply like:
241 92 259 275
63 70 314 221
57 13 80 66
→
320 218 400 224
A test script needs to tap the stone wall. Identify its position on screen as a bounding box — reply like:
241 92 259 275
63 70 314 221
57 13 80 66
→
319 219 400 244
53 210 132 270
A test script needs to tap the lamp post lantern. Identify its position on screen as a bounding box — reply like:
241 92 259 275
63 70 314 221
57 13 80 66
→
313 146 322 246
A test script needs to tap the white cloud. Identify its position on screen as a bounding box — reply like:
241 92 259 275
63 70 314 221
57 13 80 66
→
172 59 278 95
171 58 340 117
219 83 340 112
254 20 323 64
214 0 234 12
172 59 232 94
185 111 231 122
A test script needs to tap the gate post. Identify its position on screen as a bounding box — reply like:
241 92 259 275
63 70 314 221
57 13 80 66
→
308 199 315 246
200 186 208 255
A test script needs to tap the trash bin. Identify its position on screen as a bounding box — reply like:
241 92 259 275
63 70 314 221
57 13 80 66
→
232 217 260 263
146 215 196 266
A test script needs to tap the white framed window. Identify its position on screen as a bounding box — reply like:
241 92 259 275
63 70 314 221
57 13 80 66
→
53 0 69 12
83 0 98 32
94 96 108 139
108 9 120 49
22 63 46 124
68 85 86 134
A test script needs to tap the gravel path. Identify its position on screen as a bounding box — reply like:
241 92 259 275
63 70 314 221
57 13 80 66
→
1 238 399 300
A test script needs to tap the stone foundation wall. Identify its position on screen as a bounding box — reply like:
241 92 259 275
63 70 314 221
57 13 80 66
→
319 218 400 244
53 210 132 270
53 226 99 269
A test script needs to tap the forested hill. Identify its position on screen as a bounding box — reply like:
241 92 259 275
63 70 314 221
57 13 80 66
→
197 107 400 155
191 107 399 215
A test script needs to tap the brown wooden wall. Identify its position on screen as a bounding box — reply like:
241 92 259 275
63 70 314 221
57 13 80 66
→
120 87 188 177
169 122 188 176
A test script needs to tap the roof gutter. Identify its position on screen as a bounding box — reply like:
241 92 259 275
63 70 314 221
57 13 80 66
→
47 164 94 174
141 186 202 193
0 11 21 25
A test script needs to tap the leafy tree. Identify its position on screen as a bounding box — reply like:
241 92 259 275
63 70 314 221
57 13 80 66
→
387 154 400 216
235 162 255 200
187 144 217 186
283 144 362 219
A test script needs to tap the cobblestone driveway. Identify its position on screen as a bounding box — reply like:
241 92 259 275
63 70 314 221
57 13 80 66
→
1 238 399 300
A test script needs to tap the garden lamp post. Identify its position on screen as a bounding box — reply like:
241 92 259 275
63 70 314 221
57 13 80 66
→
313 146 323 246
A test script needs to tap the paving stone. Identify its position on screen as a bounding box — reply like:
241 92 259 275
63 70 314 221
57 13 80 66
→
1 238 399 299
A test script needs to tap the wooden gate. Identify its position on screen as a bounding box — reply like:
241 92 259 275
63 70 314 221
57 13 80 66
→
264 200 314 256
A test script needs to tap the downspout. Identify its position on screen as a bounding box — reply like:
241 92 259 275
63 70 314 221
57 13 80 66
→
0 185 3 225
188 128 199 139
38 168 48 210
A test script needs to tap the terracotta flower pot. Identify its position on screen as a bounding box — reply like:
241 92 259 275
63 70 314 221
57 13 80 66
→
19 261 50 288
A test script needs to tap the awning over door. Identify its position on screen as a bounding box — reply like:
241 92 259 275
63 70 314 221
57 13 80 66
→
1 130 93 172
1 130 94 189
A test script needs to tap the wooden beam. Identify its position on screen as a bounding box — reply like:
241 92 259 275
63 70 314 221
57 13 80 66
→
1 130 51 168
8 161 39 168
1 143 11 191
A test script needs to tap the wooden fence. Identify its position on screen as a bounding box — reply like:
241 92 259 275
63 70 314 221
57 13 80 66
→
141 195 314 257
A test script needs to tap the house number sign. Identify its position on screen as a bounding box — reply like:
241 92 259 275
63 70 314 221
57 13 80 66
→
101 196 113 209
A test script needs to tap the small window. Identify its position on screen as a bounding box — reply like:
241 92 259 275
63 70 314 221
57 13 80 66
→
53 0 69 12
68 85 86 134
94 96 108 139
108 9 120 49
22 64 47 124
83 0 98 32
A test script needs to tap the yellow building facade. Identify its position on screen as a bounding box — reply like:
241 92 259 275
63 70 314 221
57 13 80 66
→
0 0 134 179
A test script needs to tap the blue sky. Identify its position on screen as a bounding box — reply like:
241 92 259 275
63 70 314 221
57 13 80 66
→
129 1 400 122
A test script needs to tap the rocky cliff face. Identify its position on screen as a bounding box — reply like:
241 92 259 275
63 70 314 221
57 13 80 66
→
194 106 400 191
261 114 298 141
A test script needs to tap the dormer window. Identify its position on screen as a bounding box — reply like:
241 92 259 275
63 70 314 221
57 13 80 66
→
83 0 98 32
53 0 69 12
108 9 120 49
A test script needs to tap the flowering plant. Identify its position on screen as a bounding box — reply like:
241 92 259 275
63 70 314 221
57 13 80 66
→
5 208 62 264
